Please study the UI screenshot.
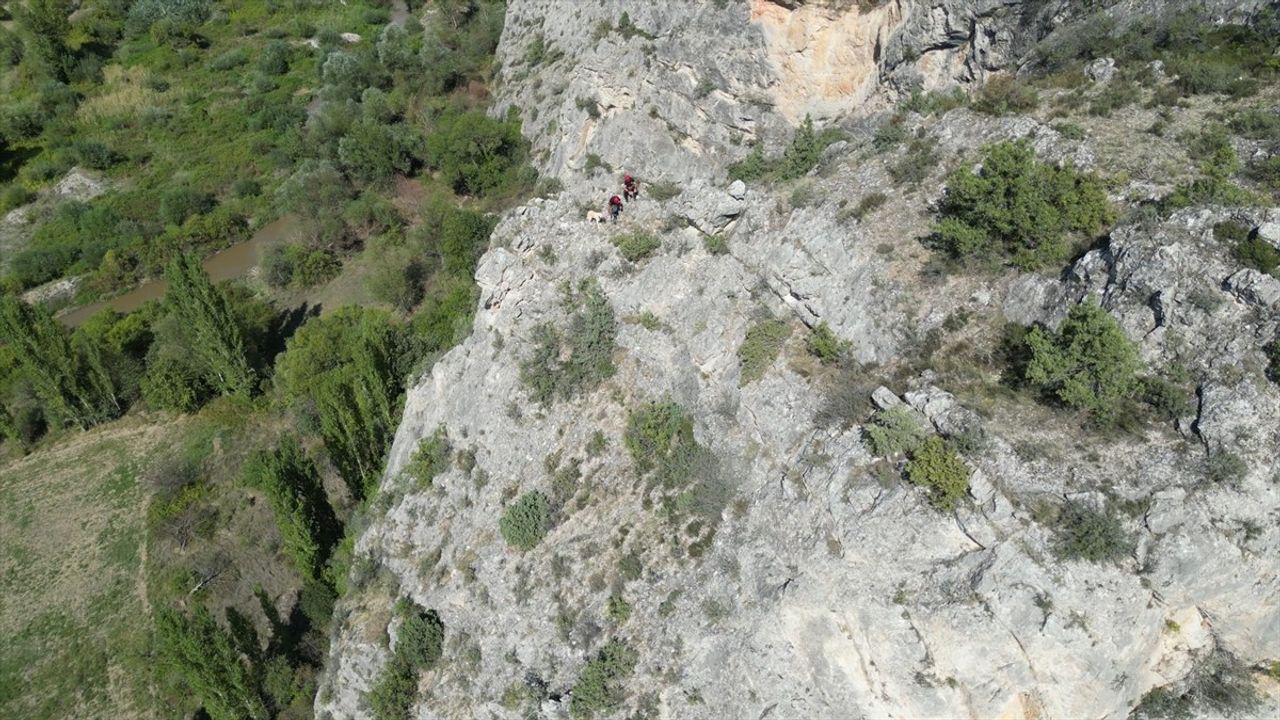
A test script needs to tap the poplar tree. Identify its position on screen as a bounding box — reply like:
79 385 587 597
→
0 294 120 428
155 606 269 720
164 253 256 397
242 436 339 582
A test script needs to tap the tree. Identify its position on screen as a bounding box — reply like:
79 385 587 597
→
242 436 339 582
0 294 121 428
13 0 74 81
164 253 256 397
338 121 419 186
424 110 530 196
933 140 1112 269
1025 301 1142 421
275 307 407 499
155 605 269 720
780 114 821 180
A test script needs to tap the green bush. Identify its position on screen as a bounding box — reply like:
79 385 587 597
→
424 110 532 197
1265 337 1280 384
703 235 728 255
1024 302 1142 422
612 231 660 262
727 114 840 183
500 491 550 551
905 437 970 510
370 600 445 720
606 594 631 624
973 76 1040 116
932 140 1112 269
888 133 938 188
624 400 702 489
738 318 790 386
570 640 637 720
1232 235 1280 274
864 405 927 458
406 427 450 486
807 321 850 365
1205 451 1248 485
1132 650 1260 720
0 184 36 214
646 180 681 201
1051 500 1132 562
520 280 617 404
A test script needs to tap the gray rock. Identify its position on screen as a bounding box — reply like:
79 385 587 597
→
1086 57 1117 83
1224 268 1280 308
871 386 902 410
1257 220 1280 249
727 179 746 200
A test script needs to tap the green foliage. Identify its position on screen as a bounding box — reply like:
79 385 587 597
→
155 605 269 720
1265 337 1280 384
164 253 256 397
738 318 790 386
807 322 850 365
1025 302 1142 422
1232 234 1280 274
1132 650 1261 720
864 406 927 458
570 640 638 719
13 0 75 80
612 231 660 262
888 132 938 188
1139 375 1192 421
933 141 1112 269
703 235 729 255
1051 500 1132 562
1205 451 1248 485
622 400 719 508
0 294 122 429
338 120 420 186
905 437 970 511
242 435 339 582
520 280 617 404
973 76 1039 116
646 181 682 201
276 307 408 500
425 110 533 197
262 243 340 289
500 491 550 551
369 600 445 720
728 114 840 183
607 594 632 624
407 426 451 486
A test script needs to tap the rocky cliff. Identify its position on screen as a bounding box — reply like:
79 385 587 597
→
318 2 1280 718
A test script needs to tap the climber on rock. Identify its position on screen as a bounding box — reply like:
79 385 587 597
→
609 194 623 222
623 174 639 201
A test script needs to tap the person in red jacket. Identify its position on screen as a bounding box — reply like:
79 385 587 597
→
623 174 639 201
608 195 623 223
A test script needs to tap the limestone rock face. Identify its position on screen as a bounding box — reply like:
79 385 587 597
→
318 3 1280 719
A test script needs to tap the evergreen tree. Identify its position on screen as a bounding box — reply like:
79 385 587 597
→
780 114 821 180
0 294 120 428
164 253 256 397
1025 301 1141 421
155 605 269 720
242 436 339 582
13 0 74 81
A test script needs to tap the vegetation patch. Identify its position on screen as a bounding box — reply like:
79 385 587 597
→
807 321 852 364
520 279 618 404
406 426 451 487
570 640 638 719
728 115 842 183
1050 500 1133 563
500 491 551 551
738 318 791 386
1024 302 1142 424
905 437 970 511
369 600 446 720
612 231 661 263
931 141 1112 269
865 405 928 458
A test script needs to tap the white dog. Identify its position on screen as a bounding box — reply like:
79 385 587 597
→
585 210 607 223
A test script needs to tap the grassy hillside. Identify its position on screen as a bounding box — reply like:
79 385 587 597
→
0 417 175 720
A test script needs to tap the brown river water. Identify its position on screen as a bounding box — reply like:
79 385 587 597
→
58 215 301 327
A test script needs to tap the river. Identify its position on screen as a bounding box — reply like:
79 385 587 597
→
58 215 302 327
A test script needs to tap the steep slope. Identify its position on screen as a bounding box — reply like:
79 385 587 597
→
318 2 1280 719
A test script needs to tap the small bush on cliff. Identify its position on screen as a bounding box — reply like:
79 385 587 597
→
1050 500 1131 563
932 140 1112 269
500 491 550 551
973 76 1040 116
369 600 445 720
728 114 841 183
807 322 851 364
570 640 638 719
864 406 927 458
738 318 791 385
613 231 660 262
1024 302 1142 423
520 279 618 403
905 437 970 510
407 426 451 486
